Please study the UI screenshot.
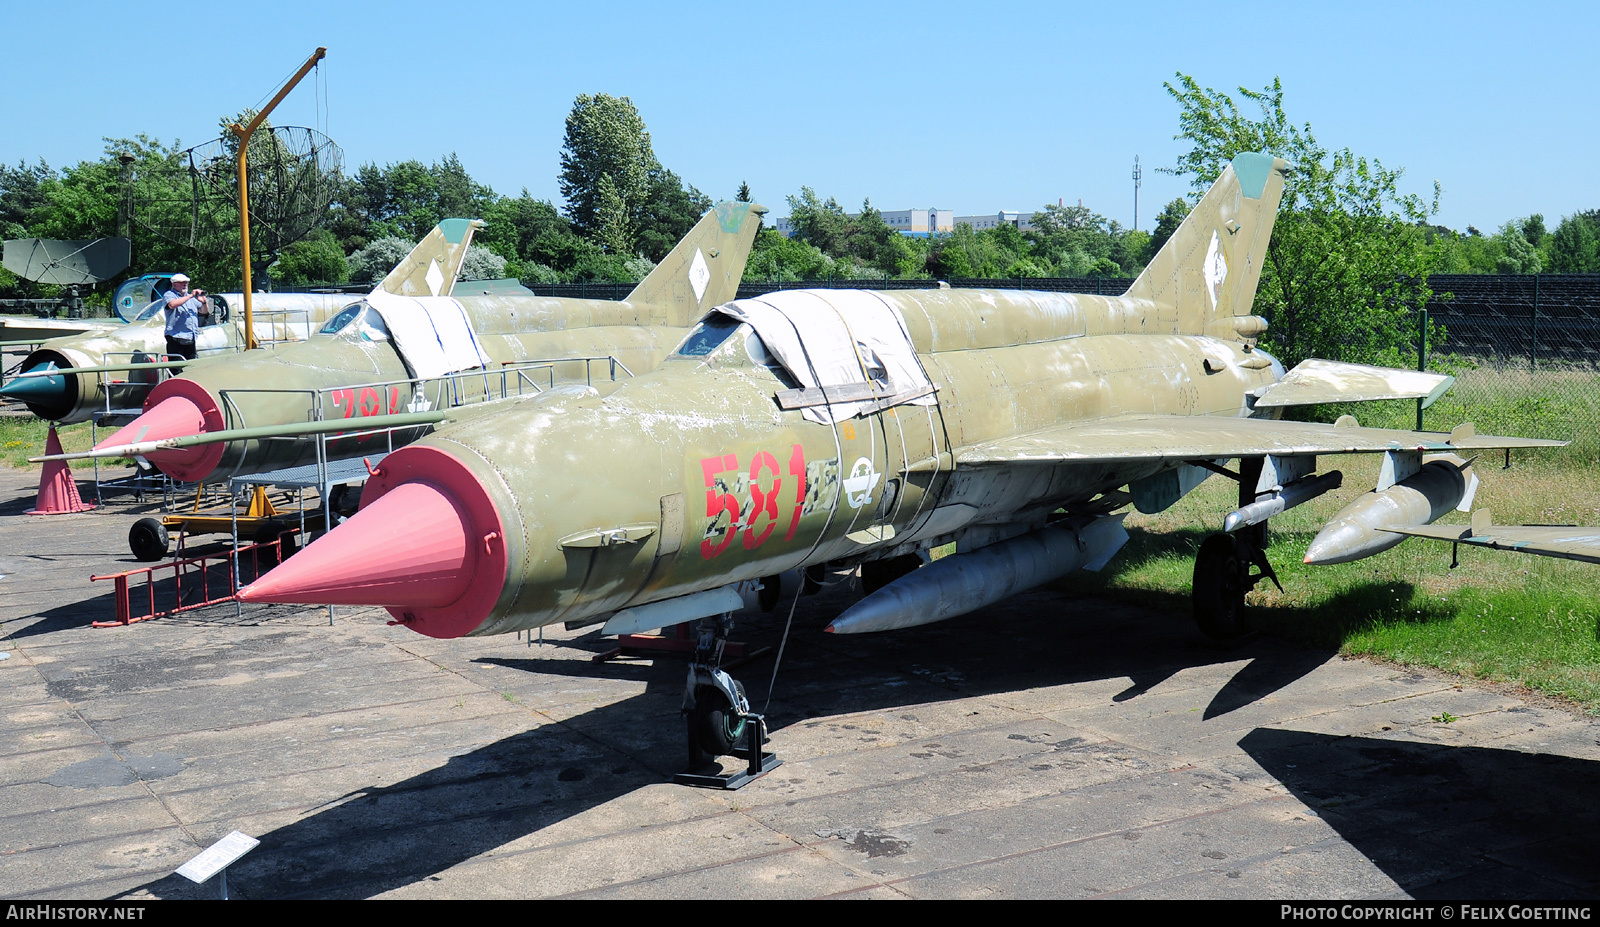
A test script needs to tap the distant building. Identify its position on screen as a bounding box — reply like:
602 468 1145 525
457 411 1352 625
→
952 211 1037 233
775 206 1037 238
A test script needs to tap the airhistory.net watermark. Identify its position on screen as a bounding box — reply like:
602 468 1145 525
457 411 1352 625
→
5 908 145 921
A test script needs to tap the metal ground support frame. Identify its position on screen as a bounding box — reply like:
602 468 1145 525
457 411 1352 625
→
88 413 176 509
89 535 291 627
670 613 781 790
672 713 781 790
228 451 389 623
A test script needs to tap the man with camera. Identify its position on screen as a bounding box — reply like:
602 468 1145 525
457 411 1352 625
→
162 273 212 361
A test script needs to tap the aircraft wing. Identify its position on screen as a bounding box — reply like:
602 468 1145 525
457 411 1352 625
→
1382 518 1600 566
1251 359 1454 409
1 316 122 343
927 415 1565 470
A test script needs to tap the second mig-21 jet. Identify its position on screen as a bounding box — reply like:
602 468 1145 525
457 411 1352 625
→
236 153 1560 767
61 202 765 483
0 219 482 425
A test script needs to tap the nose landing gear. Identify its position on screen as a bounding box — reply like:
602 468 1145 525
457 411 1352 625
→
673 613 782 789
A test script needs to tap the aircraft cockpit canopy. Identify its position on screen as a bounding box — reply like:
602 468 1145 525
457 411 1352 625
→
673 314 742 357
318 301 390 341
699 292 936 424
670 315 781 371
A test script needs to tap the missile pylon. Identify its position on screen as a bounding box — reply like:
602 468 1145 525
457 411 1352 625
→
824 516 1130 635
1303 457 1474 565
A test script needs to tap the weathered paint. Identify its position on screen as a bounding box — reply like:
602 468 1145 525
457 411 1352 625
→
242 153 1558 638
110 202 767 482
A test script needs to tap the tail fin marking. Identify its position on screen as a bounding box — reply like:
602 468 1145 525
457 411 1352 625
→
628 201 767 327
1125 151 1287 340
377 218 486 298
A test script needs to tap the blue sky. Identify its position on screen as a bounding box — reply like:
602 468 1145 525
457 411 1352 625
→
4 0 1594 233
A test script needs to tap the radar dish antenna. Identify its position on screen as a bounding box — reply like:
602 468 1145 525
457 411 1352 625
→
2 237 132 285
126 126 343 260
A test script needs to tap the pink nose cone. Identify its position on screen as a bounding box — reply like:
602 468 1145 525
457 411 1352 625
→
95 395 204 450
238 445 508 639
95 378 226 481
240 482 474 607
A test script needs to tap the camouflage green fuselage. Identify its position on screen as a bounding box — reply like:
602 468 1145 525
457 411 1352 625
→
395 288 1283 636
163 293 698 481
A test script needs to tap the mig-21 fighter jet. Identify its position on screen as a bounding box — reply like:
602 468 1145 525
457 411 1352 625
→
233 153 1560 767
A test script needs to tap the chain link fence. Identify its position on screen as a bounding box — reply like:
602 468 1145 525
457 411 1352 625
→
1406 275 1600 467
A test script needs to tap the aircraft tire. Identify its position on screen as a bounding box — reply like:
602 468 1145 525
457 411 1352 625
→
252 522 297 567
758 574 782 612
1192 533 1247 639
129 518 169 562
691 681 747 757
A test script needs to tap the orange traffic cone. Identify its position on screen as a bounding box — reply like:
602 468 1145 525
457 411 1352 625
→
28 426 94 515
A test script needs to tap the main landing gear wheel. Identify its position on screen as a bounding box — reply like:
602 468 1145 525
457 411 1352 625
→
1192 534 1246 639
129 517 169 562
1192 532 1283 640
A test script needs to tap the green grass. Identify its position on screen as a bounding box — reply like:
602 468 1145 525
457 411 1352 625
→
0 417 108 469
1314 357 1600 470
1060 463 1600 714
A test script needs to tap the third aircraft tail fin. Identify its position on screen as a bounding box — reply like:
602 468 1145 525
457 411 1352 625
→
1124 152 1287 341
376 218 485 298
628 201 767 327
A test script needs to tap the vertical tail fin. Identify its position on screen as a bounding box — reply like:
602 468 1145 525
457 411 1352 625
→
1125 152 1287 340
376 218 485 298
628 201 767 327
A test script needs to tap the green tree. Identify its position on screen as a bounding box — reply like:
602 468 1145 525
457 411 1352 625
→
346 236 413 284
1493 221 1543 274
1027 201 1137 275
558 93 655 237
1164 73 1443 367
745 227 839 282
1521 213 1546 248
784 187 852 254
0 160 53 241
1436 228 1502 273
633 165 711 262
593 173 634 255
459 244 507 281
269 228 349 286
477 191 572 264
1145 198 1189 261
1545 211 1600 272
